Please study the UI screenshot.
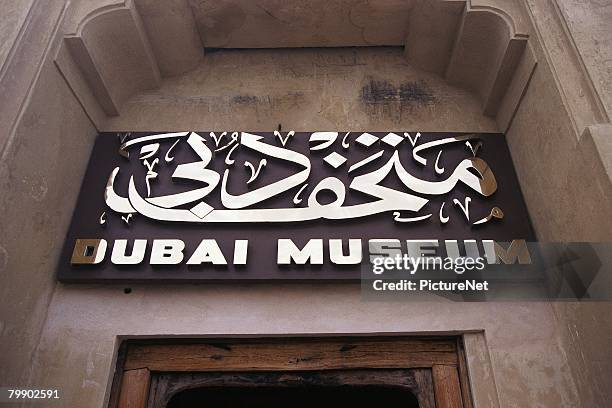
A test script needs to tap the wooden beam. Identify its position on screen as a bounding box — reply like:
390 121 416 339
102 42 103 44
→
457 338 474 408
124 338 457 372
118 368 150 408
432 365 464 408
107 342 128 408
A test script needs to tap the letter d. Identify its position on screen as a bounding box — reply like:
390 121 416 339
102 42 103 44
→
71 239 107 264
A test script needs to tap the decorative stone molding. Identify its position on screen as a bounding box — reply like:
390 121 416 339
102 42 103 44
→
56 0 161 117
403 0 535 127
496 43 537 132
523 0 610 136
55 0 204 122
55 0 533 129
445 1 531 118
0 0 69 160
134 0 204 78
582 124 612 191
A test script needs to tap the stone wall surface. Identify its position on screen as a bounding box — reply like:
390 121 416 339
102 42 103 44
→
0 58 96 396
0 0 35 73
520 0 612 407
35 285 581 408
518 2 612 407
555 0 612 118
105 47 498 132
0 1 611 408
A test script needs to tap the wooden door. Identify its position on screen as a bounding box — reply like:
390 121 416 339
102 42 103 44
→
108 337 472 408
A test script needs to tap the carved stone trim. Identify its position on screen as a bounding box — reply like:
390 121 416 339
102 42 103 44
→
55 0 161 117
523 0 609 136
444 1 531 118
54 0 533 128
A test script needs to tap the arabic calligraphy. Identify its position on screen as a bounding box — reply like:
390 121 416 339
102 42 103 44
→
103 131 502 225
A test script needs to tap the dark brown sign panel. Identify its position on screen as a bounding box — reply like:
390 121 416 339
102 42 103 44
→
57 131 534 282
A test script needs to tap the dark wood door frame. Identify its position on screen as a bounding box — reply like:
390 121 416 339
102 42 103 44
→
108 336 472 408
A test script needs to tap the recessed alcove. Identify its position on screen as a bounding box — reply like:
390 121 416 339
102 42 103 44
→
56 0 532 132
105 46 498 132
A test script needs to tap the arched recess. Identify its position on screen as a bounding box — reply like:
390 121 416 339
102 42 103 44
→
54 0 533 132
446 6 528 115
405 0 534 129
54 0 203 122
57 1 161 117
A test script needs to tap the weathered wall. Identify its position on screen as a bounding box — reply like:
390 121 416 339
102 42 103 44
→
555 0 612 118
35 285 581 408
0 58 97 395
0 1 611 408
514 2 612 407
105 47 497 132
0 0 35 71
505 42 612 241
0 0 98 400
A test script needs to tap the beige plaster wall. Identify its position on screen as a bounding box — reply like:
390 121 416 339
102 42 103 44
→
555 0 612 119
0 57 97 393
515 2 612 407
0 1 611 408
35 285 581 408
105 47 498 132
505 45 612 241
507 42 612 408
0 0 35 72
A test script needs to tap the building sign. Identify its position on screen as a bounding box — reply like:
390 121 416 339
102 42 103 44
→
57 131 534 281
